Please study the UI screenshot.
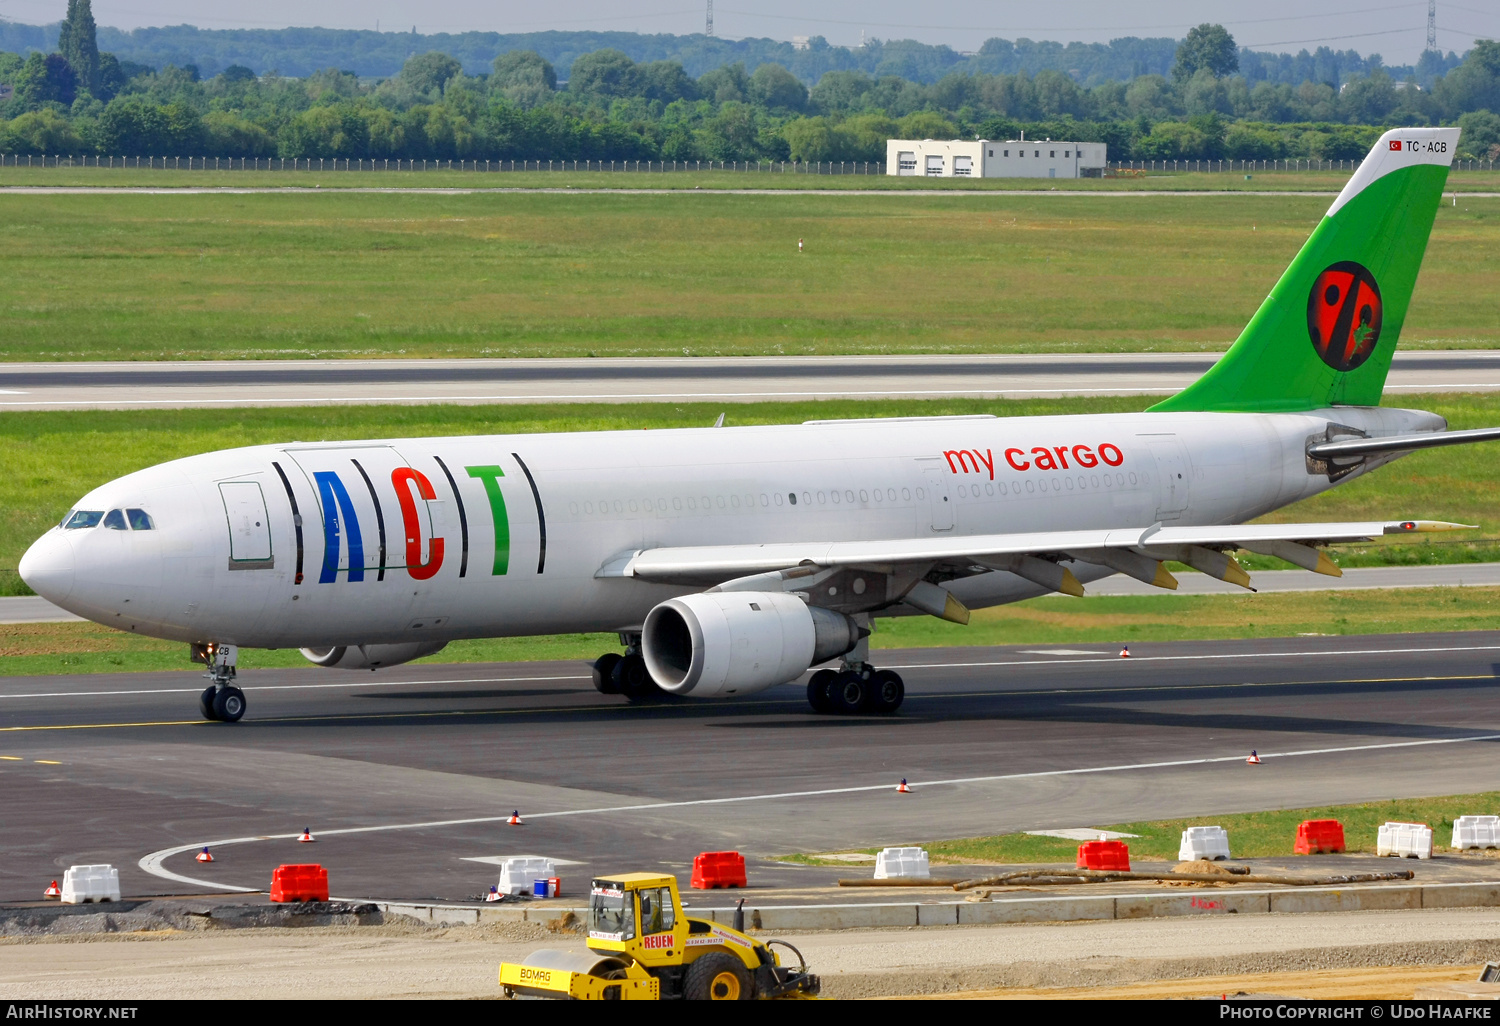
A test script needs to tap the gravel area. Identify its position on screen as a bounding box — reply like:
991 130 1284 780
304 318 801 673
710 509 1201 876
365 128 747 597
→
4 906 1500 999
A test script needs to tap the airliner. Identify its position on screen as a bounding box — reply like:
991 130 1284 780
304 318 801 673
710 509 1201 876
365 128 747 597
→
21 127 1498 723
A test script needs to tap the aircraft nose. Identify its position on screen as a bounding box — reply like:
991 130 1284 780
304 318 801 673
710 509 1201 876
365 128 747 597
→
18 532 75 603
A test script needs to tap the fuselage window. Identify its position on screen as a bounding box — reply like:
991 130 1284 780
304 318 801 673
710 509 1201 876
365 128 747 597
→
801 491 811 505
1026 480 1036 494
985 483 994 496
716 495 726 509
998 482 1007 495
126 508 155 530
584 501 594 514
103 509 128 530
657 496 666 510
760 493 770 506
786 492 795 505
957 485 967 498
872 489 881 503
845 489 855 503
1117 473 1126 486
859 489 868 503
888 488 897 502
1091 475 1100 487
629 499 639 513
1065 478 1074 491
1129 472 1138 486
830 491 840 504
65 510 105 529
775 493 785 506
915 487 925 500
730 495 740 508
901 488 911 501
614 500 624 514
1103 475 1112 488
817 491 826 504
569 502 580 515
673 497 683 511
745 494 754 507
701 495 710 509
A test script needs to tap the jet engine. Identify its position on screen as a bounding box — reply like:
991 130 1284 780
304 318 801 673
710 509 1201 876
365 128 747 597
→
641 591 861 697
299 641 448 670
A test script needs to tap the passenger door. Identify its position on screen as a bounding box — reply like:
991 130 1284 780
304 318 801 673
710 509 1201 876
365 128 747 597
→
219 480 273 569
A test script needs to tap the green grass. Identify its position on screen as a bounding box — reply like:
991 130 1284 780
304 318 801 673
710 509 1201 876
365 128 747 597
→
0 189 1495 362
787 792 1500 865
9 584 1500 676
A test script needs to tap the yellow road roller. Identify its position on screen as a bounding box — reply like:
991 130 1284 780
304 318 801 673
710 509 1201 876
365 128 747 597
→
499 872 820 1000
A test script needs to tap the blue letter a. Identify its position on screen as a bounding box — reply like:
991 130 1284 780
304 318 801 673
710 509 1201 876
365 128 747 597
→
314 471 365 583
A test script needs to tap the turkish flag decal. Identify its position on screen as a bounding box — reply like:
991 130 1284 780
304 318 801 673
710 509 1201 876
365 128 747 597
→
1390 140 1403 151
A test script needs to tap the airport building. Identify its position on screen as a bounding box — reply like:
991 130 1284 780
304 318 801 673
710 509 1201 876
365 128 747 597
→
886 137 1108 179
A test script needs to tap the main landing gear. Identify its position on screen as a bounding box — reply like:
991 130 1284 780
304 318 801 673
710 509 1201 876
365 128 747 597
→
197 643 246 723
591 635 672 703
806 663 904 715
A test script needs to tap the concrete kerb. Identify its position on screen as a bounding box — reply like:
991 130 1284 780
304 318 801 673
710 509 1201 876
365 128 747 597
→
372 880 1500 932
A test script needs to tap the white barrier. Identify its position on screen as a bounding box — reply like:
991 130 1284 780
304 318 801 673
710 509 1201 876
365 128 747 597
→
1453 815 1500 850
1178 826 1232 861
1377 821 1434 860
60 864 120 904
497 857 555 895
873 847 930 880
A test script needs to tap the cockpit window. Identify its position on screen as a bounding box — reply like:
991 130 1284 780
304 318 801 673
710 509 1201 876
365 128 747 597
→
126 508 155 531
103 509 128 530
64 510 105 530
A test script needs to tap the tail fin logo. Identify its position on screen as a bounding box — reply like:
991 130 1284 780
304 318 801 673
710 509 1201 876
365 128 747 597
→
1307 261 1383 372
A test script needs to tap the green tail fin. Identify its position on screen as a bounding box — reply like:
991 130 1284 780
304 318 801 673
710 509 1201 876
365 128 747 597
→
1151 128 1459 414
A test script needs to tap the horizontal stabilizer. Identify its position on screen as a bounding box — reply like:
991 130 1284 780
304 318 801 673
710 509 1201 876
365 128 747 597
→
1307 426 1500 460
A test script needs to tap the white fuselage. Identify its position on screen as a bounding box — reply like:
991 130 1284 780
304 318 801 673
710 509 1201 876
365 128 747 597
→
21 405 1442 650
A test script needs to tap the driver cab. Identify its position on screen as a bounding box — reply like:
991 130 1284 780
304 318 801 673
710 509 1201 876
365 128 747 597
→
587 874 684 965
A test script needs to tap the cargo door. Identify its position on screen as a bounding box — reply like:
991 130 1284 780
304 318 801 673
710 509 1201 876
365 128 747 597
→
923 466 954 532
1145 436 1192 520
219 480 273 569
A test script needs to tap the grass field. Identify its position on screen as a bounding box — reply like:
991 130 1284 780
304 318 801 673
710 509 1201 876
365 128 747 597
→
7 393 1500 596
6 584 1500 676
786 792 1500 865
1 189 1495 362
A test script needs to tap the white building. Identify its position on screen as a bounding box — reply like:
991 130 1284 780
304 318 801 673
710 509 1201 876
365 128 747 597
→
886 138 1108 179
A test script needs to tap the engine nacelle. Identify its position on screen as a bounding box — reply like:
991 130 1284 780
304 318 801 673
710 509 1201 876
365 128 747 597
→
642 591 860 698
299 641 448 670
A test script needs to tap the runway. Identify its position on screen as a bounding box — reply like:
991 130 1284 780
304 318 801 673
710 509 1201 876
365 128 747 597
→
3 631 1500 904
3 350 1500 410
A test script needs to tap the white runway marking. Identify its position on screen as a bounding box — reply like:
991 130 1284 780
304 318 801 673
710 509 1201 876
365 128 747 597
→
138 730 1500 891
882 642 1500 672
0 674 589 700
8 642 1497 701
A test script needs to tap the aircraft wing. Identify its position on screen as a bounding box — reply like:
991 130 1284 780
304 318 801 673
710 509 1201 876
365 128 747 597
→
598 520 1471 615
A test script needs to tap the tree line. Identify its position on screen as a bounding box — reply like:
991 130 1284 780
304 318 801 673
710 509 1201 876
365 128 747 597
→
1 7 1497 165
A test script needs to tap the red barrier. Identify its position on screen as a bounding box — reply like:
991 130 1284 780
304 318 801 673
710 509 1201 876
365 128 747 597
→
1076 840 1131 871
690 851 747 889
1294 819 1346 854
270 863 329 902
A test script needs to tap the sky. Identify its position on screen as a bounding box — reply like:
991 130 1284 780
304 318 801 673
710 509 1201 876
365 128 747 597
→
0 0 1495 64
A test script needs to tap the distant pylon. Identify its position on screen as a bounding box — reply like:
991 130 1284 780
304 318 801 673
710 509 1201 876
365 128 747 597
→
706 0 714 37
1427 0 1437 51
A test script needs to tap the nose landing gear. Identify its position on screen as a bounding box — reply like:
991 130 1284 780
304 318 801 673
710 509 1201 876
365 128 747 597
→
196 643 246 723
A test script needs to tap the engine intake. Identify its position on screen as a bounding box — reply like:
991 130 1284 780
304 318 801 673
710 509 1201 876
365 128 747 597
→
300 641 447 670
642 591 860 697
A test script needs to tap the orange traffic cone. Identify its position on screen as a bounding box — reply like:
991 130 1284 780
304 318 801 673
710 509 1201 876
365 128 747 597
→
896 778 912 794
1119 646 1131 658
195 847 214 863
507 810 522 825
1246 750 1262 765
298 828 315 843
43 880 60 900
